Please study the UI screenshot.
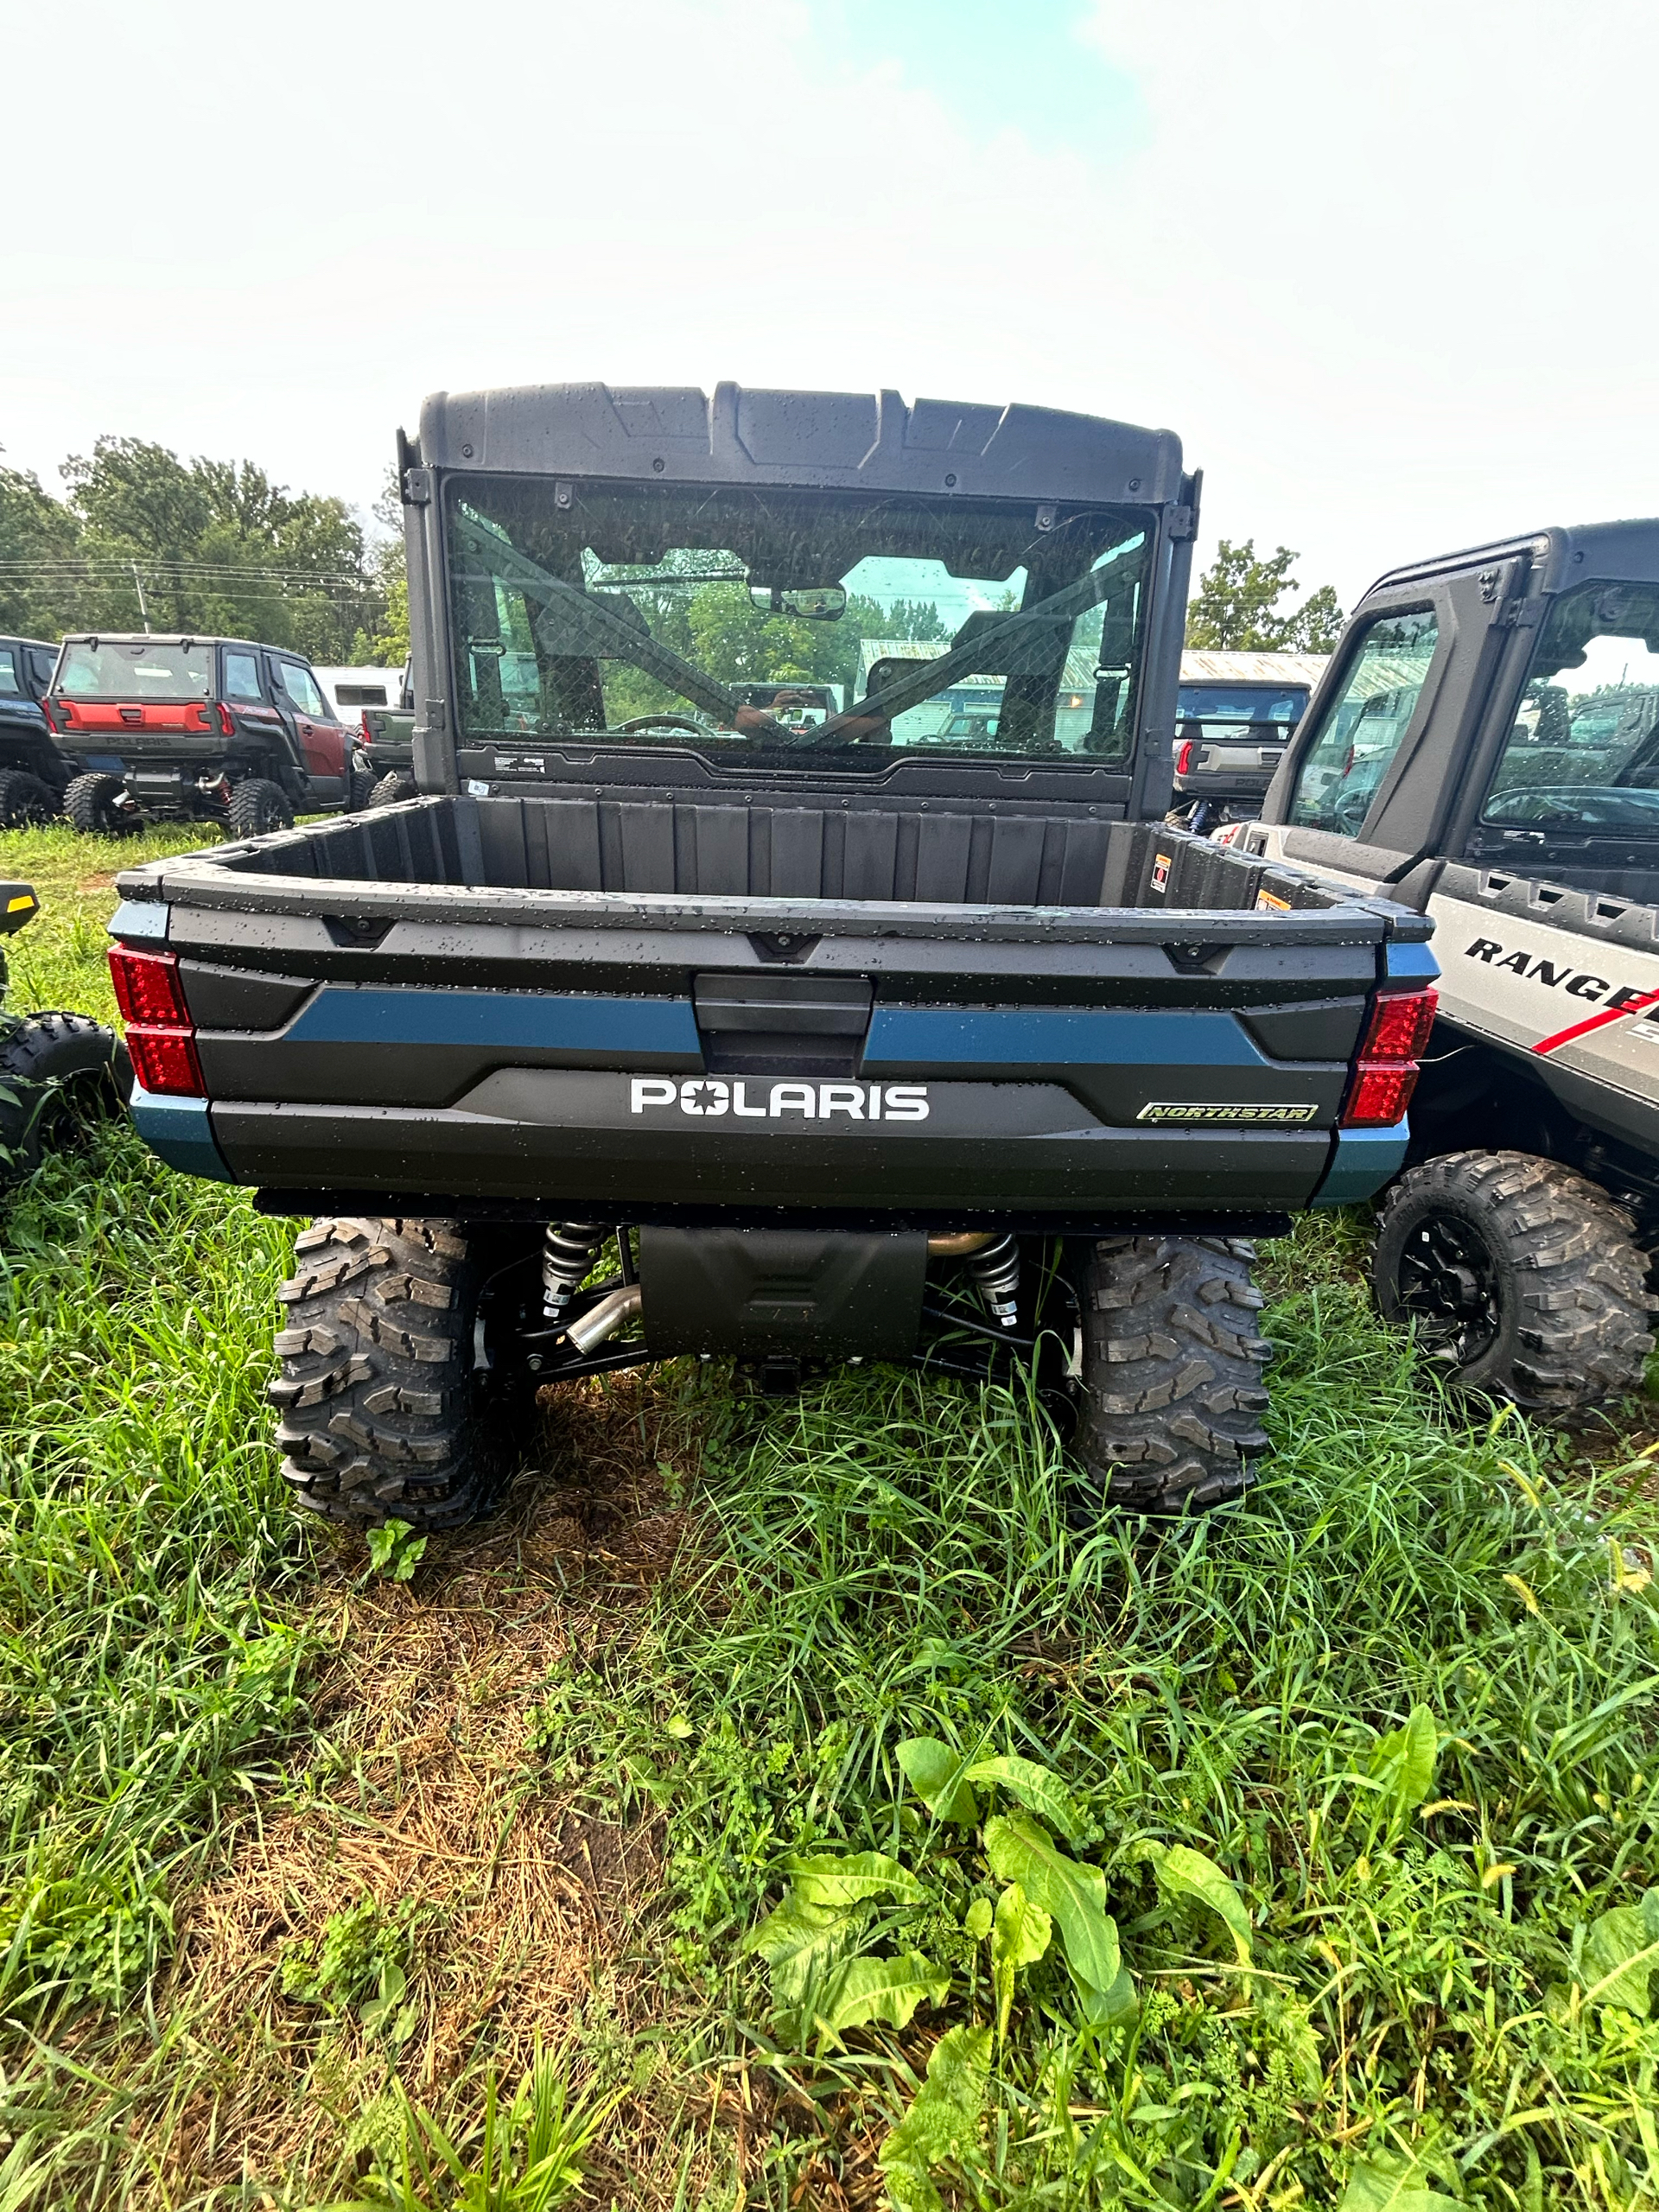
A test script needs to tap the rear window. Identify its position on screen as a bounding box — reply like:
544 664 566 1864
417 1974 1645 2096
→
1178 685 1309 724
0 649 17 696
223 650 264 702
334 683 390 707
56 640 215 701
446 475 1153 768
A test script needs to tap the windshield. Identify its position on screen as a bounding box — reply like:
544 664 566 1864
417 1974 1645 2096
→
445 477 1152 766
1178 684 1308 726
1483 583 1659 836
55 639 216 701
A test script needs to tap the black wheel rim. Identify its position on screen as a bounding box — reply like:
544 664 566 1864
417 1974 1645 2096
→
1393 1211 1502 1367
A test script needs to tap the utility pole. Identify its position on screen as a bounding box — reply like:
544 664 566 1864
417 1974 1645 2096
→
131 561 150 633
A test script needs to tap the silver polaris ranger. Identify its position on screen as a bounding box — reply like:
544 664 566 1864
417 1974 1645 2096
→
1243 521 1659 1412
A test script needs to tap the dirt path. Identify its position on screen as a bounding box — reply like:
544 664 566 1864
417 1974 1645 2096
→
140 1370 715 2204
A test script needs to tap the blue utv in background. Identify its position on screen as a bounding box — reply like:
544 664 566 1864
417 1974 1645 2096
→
0 638 70 824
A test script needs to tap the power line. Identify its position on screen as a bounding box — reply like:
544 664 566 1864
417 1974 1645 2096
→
0 557 371 589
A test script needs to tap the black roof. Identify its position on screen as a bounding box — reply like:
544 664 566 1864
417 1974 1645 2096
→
55 632 291 653
0 637 55 653
1367 518 1659 600
413 381 1185 507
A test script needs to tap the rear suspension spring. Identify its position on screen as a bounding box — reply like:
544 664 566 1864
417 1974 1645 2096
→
967 1232 1022 1329
542 1221 608 1323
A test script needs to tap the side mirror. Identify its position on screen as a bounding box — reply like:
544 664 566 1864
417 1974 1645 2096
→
749 584 847 623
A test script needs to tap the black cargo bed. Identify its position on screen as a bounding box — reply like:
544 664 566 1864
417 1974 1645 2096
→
124 791 1408 939
113 796 1433 1226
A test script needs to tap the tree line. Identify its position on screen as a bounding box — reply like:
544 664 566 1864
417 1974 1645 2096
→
0 438 407 664
0 430 1342 670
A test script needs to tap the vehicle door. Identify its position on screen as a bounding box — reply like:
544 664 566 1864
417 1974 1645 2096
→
220 645 283 754
1254 561 1523 893
0 645 25 734
272 657 347 792
1426 574 1659 1110
25 647 55 710
0 645 48 751
19 647 65 774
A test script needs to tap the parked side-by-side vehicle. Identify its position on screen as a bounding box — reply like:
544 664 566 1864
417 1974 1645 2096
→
1237 520 1659 1412
0 880 124 1184
0 638 73 826
44 634 372 836
1171 650 1327 824
354 661 419 805
109 381 1436 1532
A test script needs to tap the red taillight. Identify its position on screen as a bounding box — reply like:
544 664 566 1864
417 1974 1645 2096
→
126 1027 204 1096
1341 985 1438 1127
1343 1064 1417 1127
218 701 235 736
109 945 190 1026
1363 986 1439 1063
1175 739 1194 776
107 944 204 1096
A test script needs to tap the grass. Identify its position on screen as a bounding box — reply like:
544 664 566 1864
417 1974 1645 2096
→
0 820 1656 2208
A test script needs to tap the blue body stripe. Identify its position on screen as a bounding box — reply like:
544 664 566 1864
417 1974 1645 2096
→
1312 1120 1408 1207
129 1084 232 1182
863 1005 1268 1067
110 899 168 945
1384 940 1440 982
282 985 702 1055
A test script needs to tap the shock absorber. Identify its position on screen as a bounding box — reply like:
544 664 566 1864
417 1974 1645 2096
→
542 1221 607 1325
966 1231 1022 1330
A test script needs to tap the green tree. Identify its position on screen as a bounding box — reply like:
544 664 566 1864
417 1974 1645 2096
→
350 470 410 664
351 569 410 666
1185 537 1344 653
0 435 388 657
599 579 951 726
0 467 82 639
61 437 212 599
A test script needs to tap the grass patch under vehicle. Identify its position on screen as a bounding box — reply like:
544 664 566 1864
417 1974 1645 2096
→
0 822 1656 2207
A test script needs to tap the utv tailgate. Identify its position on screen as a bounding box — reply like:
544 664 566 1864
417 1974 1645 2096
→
111 795 1433 1224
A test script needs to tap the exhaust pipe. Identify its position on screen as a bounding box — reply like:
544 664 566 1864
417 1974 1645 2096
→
567 1241 1005 1354
563 1282 643 1354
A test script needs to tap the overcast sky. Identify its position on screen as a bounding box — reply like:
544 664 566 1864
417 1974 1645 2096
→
8 0 1656 611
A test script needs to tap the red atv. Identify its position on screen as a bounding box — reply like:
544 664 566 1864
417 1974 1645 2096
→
43 634 373 836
